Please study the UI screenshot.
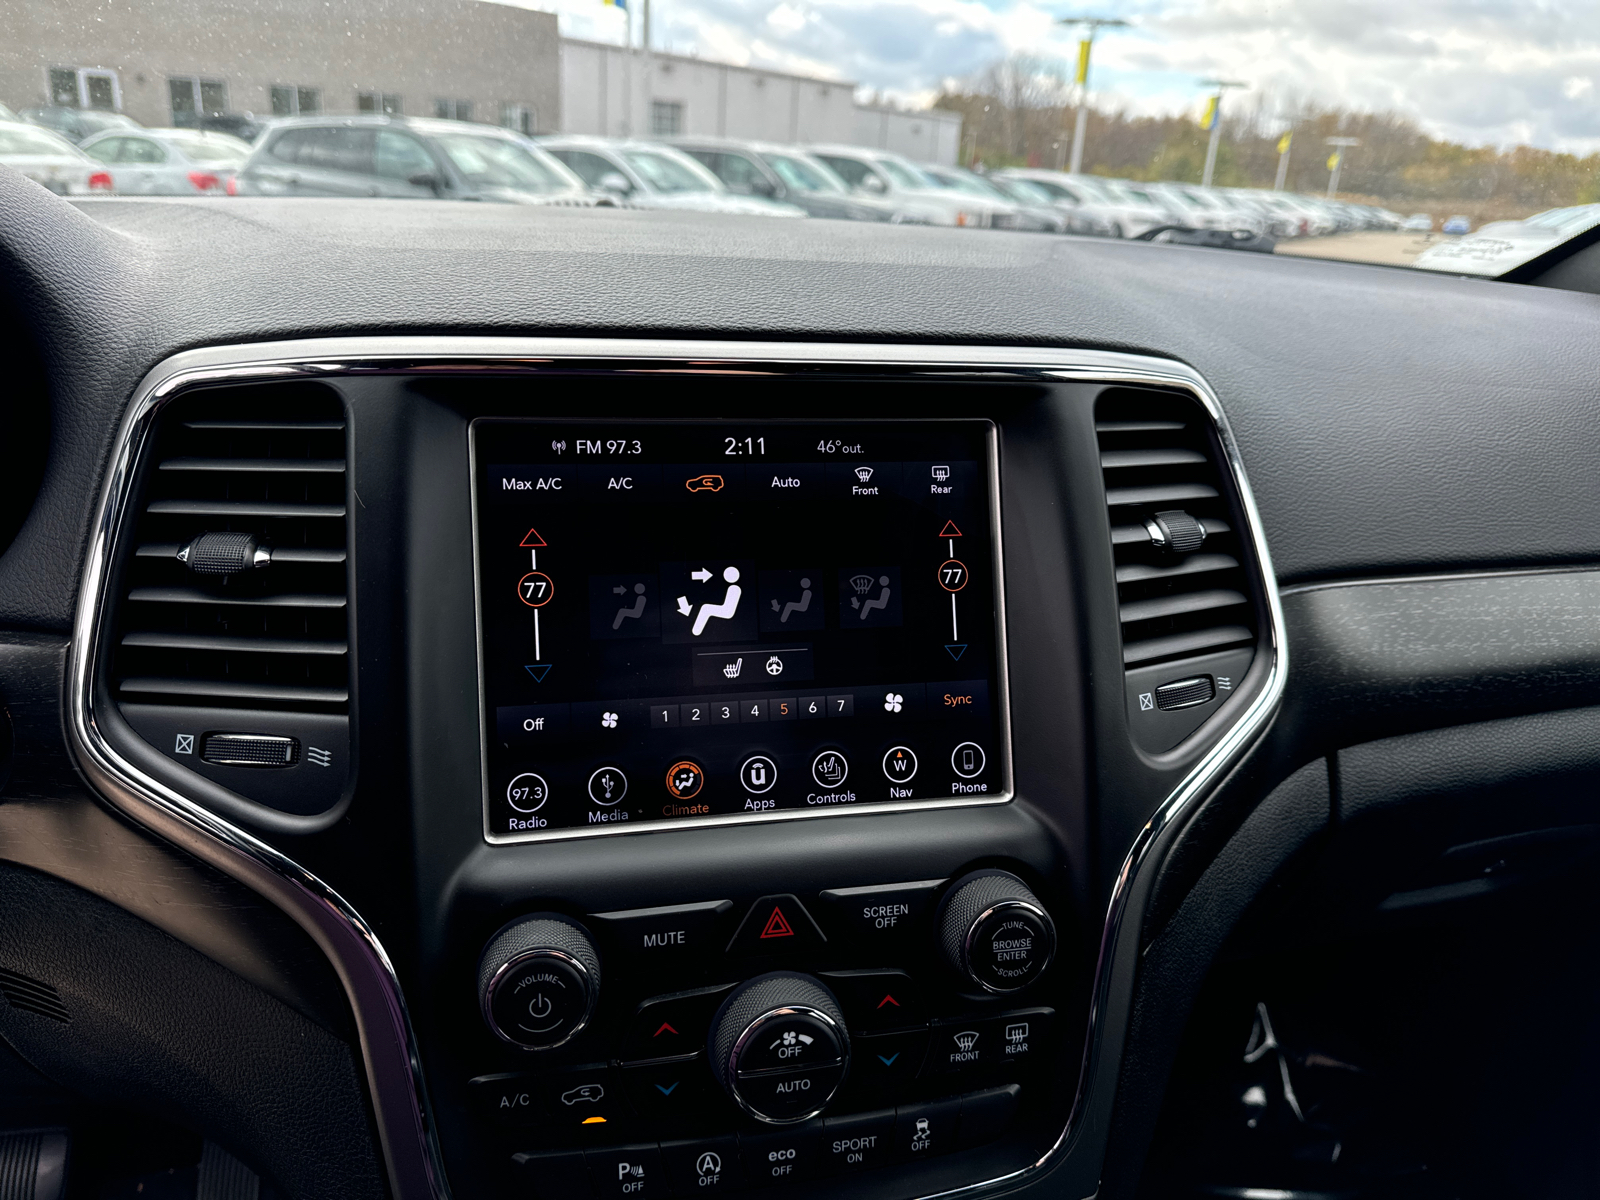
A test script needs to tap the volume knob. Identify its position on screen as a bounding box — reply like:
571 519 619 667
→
478 915 601 1051
939 872 1056 994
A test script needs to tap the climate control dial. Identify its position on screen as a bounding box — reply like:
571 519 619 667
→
939 871 1056 994
477 915 601 1051
709 973 850 1124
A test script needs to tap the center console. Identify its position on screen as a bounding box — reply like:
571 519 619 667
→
76 343 1281 1200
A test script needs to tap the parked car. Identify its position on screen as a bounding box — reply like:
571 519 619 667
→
994 170 1164 237
0 120 115 194
81 127 251 195
806 145 1003 227
540 135 806 217
183 112 265 142
234 116 601 205
1441 214 1472 235
1145 182 1268 235
986 173 1114 236
20 105 141 144
918 164 1065 232
673 138 894 222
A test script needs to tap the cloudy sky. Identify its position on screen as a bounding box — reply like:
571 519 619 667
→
501 0 1600 152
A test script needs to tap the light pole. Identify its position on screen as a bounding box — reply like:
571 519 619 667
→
1325 136 1359 198
1273 129 1292 190
1198 78 1247 188
1056 16 1128 175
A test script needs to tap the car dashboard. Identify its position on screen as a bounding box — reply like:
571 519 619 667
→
2 177 1600 1200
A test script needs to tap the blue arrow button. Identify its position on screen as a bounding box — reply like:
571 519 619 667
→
877 1052 899 1067
655 1081 680 1096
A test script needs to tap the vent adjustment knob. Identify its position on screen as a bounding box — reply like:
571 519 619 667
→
478 915 601 1050
938 872 1056 994
177 531 273 574
1145 509 1206 554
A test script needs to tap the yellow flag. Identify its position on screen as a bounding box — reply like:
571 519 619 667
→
1200 95 1218 131
1276 131 1291 154
1326 150 1341 171
1076 40 1091 86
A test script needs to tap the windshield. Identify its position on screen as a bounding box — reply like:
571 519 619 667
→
437 133 569 192
622 149 715 193
13 2 1599 277
875 158 929 189
765 153 842 194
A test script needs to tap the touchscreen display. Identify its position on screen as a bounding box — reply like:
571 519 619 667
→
473 420 1007 841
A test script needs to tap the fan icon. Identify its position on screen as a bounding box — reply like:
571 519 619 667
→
884 692 903 713
601 711 619 729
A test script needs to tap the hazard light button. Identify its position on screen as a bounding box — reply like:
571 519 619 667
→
726 894 828 959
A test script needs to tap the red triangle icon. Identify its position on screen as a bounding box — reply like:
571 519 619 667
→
759 907 795 939
519 528 547 547
877 994 901 1009
654 1022 679 1038
938 521 963 538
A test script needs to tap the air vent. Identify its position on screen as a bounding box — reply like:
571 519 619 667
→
0 965 70 1023
106 383 351 821
1097 389 1258 670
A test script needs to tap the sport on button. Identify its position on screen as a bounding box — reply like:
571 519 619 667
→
951 743 985 779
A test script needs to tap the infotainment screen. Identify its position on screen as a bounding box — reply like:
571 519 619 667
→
472 420 1008 841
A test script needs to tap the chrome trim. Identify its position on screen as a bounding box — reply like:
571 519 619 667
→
469 417 1014 845
1279 562 1600 596
726 1004 849 1125
480 947 596 1051
961 899 1056 995
66 336 1286 1200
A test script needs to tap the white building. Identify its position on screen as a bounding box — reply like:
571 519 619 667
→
853 102 962 167
559 38 960 165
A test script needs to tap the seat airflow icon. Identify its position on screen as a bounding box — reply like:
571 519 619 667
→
307 746 332 767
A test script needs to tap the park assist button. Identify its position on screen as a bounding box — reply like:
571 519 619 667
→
726 894 827 957
585 1144 666 1199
